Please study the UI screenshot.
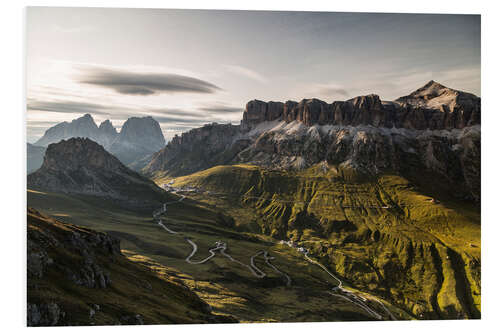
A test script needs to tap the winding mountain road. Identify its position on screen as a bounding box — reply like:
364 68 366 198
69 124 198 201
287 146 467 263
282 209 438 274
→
262 251 292 287
153 195 279 280
185 239 223 264
284 243 395 320
153 192 395 320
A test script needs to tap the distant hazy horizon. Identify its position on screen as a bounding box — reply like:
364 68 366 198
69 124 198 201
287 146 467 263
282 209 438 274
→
27 7 480 143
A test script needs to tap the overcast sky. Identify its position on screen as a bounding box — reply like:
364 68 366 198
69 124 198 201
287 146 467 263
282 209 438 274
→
26 7 480 143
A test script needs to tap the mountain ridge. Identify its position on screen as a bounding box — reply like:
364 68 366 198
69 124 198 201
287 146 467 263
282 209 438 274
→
241 81 480 131
144 81 480 201
33 114 165 169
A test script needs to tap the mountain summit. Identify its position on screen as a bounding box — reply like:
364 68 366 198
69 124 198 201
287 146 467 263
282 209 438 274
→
35 113 102 147
108 116 165 166
396 80 480 112
33 114 165 169
28 138 166 205
97 119 118 147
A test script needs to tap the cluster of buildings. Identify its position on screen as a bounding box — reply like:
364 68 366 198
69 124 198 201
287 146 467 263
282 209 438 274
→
279 240 307 253
162 182 200 194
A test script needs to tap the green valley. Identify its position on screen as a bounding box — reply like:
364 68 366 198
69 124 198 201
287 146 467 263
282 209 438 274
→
157 163 480 319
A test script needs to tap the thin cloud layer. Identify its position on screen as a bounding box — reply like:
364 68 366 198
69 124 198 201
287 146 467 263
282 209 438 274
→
318 87 349 98
77 67 222 96
224 65 267 83
27 99 116 115
198 104 243 114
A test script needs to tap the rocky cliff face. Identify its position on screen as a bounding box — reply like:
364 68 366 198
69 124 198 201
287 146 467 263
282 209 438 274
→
239 122 480 200
27 138 166 205
27 208 233 326
144 81 480 201
145 123 245 177
97 119 118 148
108 116 165 166
241 81 480 131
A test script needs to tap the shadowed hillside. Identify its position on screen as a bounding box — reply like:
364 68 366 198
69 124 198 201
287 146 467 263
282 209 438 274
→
27 208 235 326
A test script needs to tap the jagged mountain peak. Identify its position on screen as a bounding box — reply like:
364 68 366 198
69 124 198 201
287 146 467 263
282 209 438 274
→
107 116 165 166
98 119 118 134
80 113 93 119
72 113 97 126
395 80 479 111
404 80 454 99
99 119 114 127
115 116 164 145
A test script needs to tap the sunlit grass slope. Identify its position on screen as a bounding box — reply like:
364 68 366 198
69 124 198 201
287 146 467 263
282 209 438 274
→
164 163 480 319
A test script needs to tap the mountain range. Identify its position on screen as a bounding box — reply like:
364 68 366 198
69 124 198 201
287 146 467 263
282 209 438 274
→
27 80 481 322
32 114 165 170
144 81 480 201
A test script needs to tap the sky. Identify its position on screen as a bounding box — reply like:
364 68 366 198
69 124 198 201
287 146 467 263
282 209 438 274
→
26 7 480 143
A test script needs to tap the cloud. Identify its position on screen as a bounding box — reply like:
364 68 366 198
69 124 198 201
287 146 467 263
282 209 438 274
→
224 65 267 83
317 86 349 97
27 99 119 115
150 108 204 118
27 120 62 127
77 66 222 95
198 103 243 114
150 103 243 124
295 83 351 100
153 116 208 124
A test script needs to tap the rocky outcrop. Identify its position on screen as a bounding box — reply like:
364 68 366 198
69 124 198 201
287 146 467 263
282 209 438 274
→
144 123 245 177
27 143 46 174
97 119 118 148
27 208 234 326
108 116 165 166
27 208 118 326
27 138 166 205
240 81 480 131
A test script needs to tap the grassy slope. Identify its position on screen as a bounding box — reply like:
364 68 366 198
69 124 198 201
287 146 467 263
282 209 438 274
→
27 189 407 322
27 208 229 325
164 163 480 319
